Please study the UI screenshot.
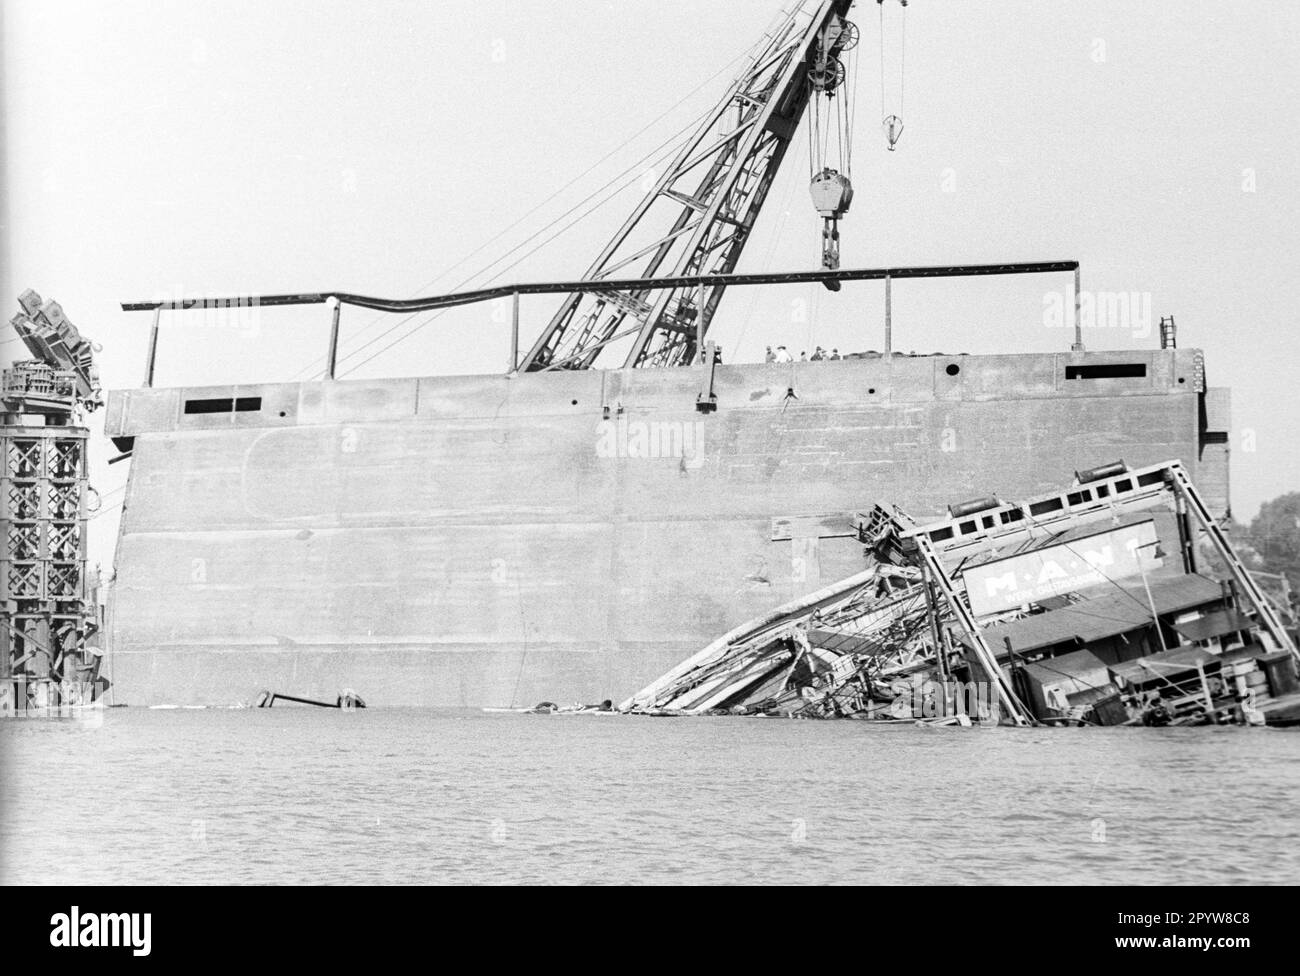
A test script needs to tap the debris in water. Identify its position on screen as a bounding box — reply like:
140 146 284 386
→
483 699 615 715
254 689 366 709
619 460 1300 727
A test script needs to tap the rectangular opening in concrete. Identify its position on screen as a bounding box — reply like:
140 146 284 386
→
182 396 263 415
1065 363 1147 380
183 397 234 415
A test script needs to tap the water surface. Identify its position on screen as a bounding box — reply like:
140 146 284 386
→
3 708 1296 884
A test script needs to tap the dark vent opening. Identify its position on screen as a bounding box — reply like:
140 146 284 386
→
184 398 234 415
1065 363 1147 380
234 397 263 412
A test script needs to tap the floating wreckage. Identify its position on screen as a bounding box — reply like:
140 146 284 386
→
621 460 1300 727
254 689 366 710
484 700 616 715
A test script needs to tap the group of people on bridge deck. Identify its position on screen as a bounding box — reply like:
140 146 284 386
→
765 345 841 363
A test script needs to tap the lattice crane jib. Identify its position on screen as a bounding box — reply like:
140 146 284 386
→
520 0 859 373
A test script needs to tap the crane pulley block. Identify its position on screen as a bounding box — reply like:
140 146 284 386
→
810 168 854 218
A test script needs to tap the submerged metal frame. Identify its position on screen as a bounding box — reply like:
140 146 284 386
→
898 458 1300 668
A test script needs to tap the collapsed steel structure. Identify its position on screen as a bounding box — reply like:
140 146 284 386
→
622 460 1300 726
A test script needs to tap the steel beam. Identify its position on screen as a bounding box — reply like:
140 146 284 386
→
122 261 1079 315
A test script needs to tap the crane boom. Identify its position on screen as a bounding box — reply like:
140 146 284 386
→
519 0 856 372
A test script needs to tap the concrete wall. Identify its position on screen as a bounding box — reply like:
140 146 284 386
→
102 349 1224 705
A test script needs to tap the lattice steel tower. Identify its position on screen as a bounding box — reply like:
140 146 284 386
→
1 290 105 715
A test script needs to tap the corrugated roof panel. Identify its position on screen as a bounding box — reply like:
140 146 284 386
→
966 573 1224 655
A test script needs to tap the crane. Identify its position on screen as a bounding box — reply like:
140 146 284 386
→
519 0 866 372
2 291 105 716
4 289 102 420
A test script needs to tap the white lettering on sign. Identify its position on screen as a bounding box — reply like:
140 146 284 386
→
965 520 1160 615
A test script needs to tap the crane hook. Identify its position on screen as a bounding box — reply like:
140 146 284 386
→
882 114 904 151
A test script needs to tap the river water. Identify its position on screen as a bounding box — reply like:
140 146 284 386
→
2 708 1296 885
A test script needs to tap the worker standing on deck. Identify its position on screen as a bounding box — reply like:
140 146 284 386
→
830 348 841 360
774 345 792 363
765 346 776 363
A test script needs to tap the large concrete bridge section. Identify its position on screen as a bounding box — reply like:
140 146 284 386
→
102 348 1229 706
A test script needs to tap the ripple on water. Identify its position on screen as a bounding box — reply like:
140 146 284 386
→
2 709 1298 885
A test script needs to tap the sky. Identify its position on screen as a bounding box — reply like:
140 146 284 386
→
4 0 1299 570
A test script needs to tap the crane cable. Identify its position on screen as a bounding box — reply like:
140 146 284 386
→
847 21 861 173
901 4 907 119
879 0 907 150
338 100 733 377
293 39 761 380
343 7 820 376
879 1 886 121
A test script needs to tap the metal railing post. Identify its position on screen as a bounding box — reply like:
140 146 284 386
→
510 291 520 372
1072 266 1084 351
143 306 161 388
884 274 892 355
326 297 341 380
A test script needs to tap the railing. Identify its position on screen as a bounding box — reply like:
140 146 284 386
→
120 260 1083 387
